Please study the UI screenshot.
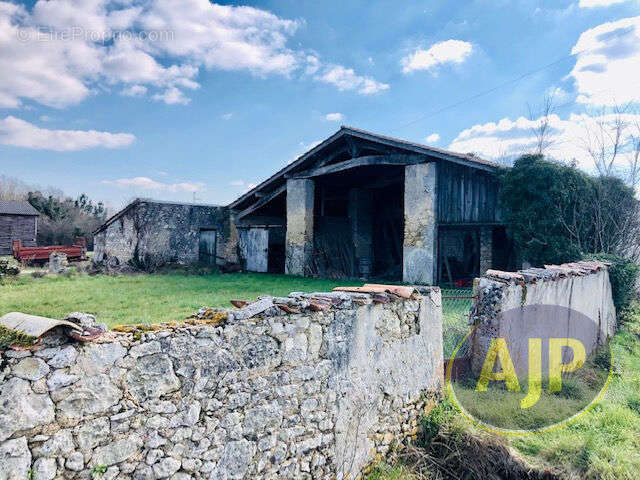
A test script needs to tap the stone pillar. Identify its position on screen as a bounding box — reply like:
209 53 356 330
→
479 227 493 274
403 162 437 284
349 188 374 278
285 179 315 276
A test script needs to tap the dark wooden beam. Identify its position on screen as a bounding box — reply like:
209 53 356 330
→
237 184 286 219
288 154 426 179
345 128 499 172
317 146 349 168
345 136 359 158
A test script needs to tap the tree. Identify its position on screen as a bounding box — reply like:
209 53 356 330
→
0 175 29 201
579 104 632 180
500 155 590 265
626 115 640 188
527 92 556 156
27 191 107 249
500 154 640 266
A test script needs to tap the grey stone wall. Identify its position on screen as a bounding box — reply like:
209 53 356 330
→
470 261 616 375
0 289 443 480
93 202 233 267
0 214 37 255
479 227 492 275
403 163 437 284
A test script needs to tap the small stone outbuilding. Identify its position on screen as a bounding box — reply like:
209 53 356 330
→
0 200 39 255
93 199 234 267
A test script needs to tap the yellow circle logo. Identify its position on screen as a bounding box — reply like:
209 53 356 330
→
446 305 614 436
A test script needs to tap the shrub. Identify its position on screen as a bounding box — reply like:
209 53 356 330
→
0 259 19 278
583 253 639 311
500 155 640 267
500 155 591 265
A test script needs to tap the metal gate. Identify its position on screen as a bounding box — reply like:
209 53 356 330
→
442 288 475 379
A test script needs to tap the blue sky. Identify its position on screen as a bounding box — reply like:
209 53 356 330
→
1 0 639 209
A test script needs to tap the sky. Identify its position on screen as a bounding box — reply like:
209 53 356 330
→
1 0 639 210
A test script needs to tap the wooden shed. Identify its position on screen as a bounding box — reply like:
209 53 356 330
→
0 200 39 255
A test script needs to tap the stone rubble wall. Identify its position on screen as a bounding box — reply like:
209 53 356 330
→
93 201 233 267
0 288 443 480
470 261 616 374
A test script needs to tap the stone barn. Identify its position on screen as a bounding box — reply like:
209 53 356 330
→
94 127 514 282
230 126 514 284
0 200 39 255
93 199 234 267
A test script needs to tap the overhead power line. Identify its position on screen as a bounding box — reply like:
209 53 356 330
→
389 28 635 134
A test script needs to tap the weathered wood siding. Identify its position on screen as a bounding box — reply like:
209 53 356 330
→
437 162 501 224
238 227 269 272
0 214 37 255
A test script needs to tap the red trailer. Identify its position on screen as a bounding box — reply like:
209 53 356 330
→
12 237 87 264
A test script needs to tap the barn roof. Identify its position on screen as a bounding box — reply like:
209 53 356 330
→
229 125 502 211
0 200 39 216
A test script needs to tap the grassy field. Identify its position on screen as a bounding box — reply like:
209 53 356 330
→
0 271 362 327
369 303 640 480
0 267 472 333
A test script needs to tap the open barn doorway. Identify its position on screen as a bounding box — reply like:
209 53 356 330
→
438 227 480 287
311 165 404 280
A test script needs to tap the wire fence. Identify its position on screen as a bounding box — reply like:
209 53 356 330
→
441 288 474 359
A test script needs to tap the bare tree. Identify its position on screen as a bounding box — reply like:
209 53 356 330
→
0 175 29 201
579 104 630 178
626 114 640 189
528 92 556 156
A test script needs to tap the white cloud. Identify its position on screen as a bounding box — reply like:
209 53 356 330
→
304 55 321 75
229 180 244 186
316 65 389 95
105 176 204 192
221 113 233 120
0 0 386 108
0 116 135 151
152 87 190 105
579 0 629 7
325 112 344 122
448 110 640 171
402 40 473 74
569 16 640 106
425 133 440 143
121 85 148 97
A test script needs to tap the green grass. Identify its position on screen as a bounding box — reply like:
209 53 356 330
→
370 303 640 480
0 272 361 327
367 464 416 480
505 305 640 479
